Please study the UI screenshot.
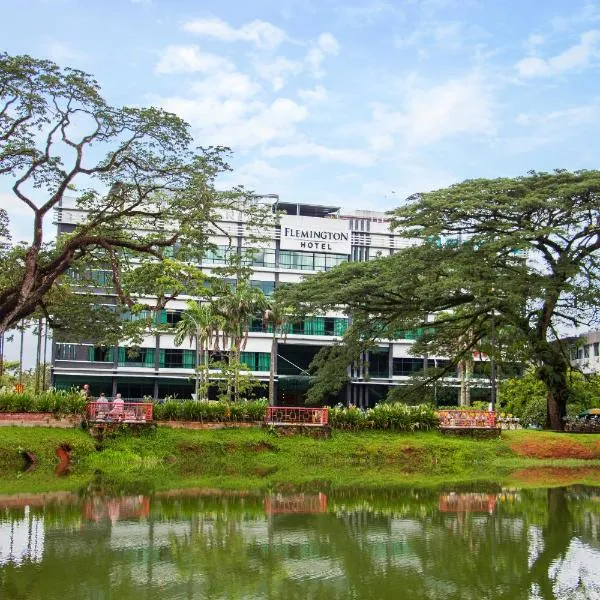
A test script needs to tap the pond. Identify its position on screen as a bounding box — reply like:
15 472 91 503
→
0 485 599 599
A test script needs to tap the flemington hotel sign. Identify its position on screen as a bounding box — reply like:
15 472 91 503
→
279 215 351 254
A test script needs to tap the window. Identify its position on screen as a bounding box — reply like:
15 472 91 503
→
203 245 233 264
160 349 195 369
369 348 389 378
242 248 276 268
250 280 275 296
280 250 347 271
595 342 600 357
584 345 591 358
118 347 155 367
166 310 183 326
239 352 271 371
87 346 114 362
393 357 426 376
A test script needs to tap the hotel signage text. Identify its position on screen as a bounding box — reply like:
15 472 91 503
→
280 216 351 254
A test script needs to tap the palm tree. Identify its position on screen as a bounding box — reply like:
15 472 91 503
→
216 280 267 402
174 301 222 400
263 299 294 406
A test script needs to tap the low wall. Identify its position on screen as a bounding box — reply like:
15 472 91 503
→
158 421 262 430
0 413 81 428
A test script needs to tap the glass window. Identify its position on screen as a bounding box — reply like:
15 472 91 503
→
393 357 426 376
118 347 155 367
594 342 600 357
584 345 590 358
250 280 275 296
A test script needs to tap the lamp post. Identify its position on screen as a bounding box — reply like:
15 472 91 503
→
490 311 497 411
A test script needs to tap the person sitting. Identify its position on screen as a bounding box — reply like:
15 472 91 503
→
111 393 124 421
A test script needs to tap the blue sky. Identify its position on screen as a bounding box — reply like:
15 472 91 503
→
3 0 600 240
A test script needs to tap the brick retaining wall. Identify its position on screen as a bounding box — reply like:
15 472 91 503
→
0 413 81 428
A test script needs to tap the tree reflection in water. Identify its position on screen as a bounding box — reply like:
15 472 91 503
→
0 486 598 599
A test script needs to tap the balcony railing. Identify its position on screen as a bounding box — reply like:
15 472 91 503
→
86 402 153 423
265 406 329 427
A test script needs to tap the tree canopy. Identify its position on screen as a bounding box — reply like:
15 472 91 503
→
279 170 600 430
0 52 271 338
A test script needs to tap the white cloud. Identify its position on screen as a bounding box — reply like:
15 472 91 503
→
365 72 495 147
227 159 292 190
264 141 375 167
318 32 340 55
254 57 302 91
191 71 260 98
297 85 328 102
182 17 287 50
337 1 403 26
155 94 307 149
305 32 340 78
45 40 81 63
515 104 597 126
516 30 600 77
155 45 233 74
525 33 545 48
368 134 395 151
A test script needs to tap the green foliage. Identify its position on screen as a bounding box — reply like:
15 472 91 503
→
499 370 600 427
0 388 86 415
280 170 600 430
0 52 275 338
328 403 439 431
152 399 268 422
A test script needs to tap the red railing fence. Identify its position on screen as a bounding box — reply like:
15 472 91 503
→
437 409 497 429
265 406 329 426
86 402 153 423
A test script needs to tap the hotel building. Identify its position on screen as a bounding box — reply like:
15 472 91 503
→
52 199 468 407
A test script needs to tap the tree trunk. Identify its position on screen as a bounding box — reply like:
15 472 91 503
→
35 317 43 394
194 331 200 401
536 344 569 431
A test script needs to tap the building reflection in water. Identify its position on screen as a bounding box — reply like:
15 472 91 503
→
0 487 598 599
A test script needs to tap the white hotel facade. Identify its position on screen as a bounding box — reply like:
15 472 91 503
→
52 200 468 407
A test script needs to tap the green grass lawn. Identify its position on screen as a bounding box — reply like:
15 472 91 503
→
0 426 599 495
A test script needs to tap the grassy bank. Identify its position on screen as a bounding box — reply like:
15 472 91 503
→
0 426 599 495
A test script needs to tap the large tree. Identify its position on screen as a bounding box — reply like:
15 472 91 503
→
0 53 270 336
279 170 600 430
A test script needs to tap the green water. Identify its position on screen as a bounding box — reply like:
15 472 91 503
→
0 485 599 599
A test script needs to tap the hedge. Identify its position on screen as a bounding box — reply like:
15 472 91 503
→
329 403 439 431
153 399 268 423
0 389 87 415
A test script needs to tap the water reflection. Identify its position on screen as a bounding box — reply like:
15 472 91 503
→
0 486 598 599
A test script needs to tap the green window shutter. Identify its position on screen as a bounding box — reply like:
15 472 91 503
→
240 352 254 370
144 348 155 367
313 317 325 335
160 310 168 324
258 353 270 371
304 318 313 335
334 318 347 336
183 350 195 368
118 347 126 365
87 346 95 361
158 349 166 368
107 348 114 363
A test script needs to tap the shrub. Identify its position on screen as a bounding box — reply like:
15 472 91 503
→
153 399 267 423
0 388 86 415
329 403 439 431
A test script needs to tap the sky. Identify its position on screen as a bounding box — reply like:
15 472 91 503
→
3 0 600 361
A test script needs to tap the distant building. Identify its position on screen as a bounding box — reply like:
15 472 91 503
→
568 330 600 374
